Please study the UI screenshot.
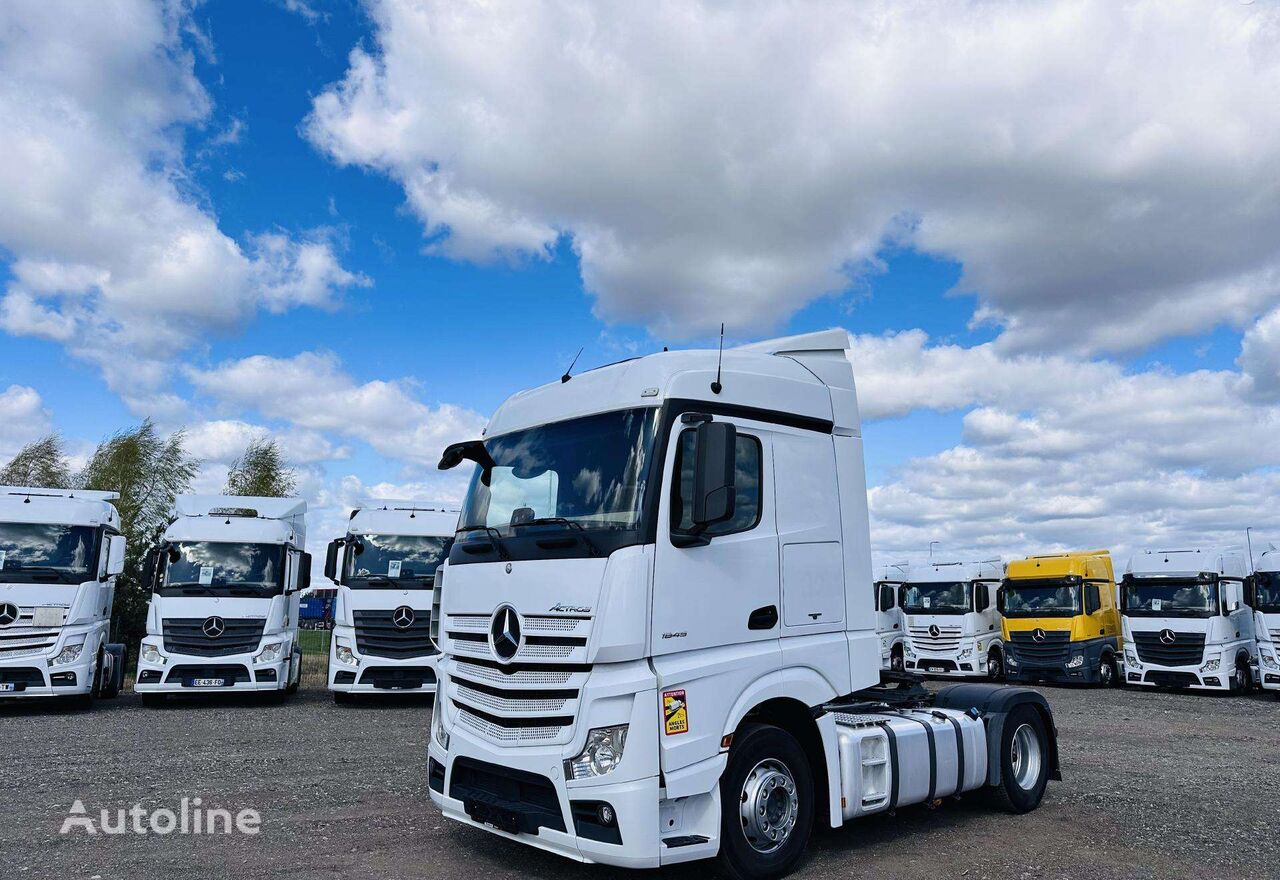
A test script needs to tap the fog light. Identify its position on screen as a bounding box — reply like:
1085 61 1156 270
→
597 804 616 826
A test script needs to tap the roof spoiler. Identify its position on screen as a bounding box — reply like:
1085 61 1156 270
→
0 486 119 502
174 494 306 521
734 328 850 355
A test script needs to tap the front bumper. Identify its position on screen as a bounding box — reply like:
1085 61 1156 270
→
1255 647 1279 691
906 648 987 678
0 654 95 698
329 654 438 694
1122 660 1230 691
134 646 290 694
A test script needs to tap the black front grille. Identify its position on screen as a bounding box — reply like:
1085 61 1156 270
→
1132 630 1205 667
163 618 266 657
1009 630 1071 665
0 667 45 688
1146 670 1199 688
354 609 436 659
450 756 565 834
358 666 436 689
164 664 252 685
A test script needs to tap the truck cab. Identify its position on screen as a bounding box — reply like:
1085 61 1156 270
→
1120 547 1256 692
1249 546 1280 697
873 565 906 672
427 330 1059 880
134 495 310 703
999 550 1120 686
324 502 456 701
0 486 127 705
900 560 1004 679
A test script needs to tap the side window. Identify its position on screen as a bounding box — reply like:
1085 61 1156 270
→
671 428 763 539
878 584 895 611
974 583 989 612
1084 583 1101 615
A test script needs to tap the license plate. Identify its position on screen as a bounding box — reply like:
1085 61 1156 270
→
465 800 521 834
926 665 947 673
190 678 226 688
0 683 15 692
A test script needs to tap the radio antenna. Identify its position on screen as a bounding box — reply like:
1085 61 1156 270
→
561 347 583 384
710 323 725 395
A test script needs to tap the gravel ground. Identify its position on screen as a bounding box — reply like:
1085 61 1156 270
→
3 681 1277 880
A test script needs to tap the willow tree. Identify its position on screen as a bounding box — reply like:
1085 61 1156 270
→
224 437 297 498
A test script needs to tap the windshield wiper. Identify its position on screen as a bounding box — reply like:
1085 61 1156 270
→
5 565 77 584
455 525 510 560
511 517 601 556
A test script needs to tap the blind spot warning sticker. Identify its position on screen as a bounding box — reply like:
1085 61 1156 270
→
663 689 688 735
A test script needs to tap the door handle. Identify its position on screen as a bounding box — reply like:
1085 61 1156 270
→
748 605 779 630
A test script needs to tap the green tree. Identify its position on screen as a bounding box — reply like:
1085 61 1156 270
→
0 434 72 488
78 420 200 649
223 437 297 498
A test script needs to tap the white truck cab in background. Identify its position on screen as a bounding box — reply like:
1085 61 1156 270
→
873 564 907 672
0 486 127 706
901 560 1005 680
427 330 1059 880
1253 546 1280 697
1120 548 1256 692
324 502 456 702
134 495 310 704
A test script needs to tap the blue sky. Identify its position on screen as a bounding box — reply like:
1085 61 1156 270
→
1 1 1277 563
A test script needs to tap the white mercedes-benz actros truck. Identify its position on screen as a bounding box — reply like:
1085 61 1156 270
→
0 486 127 706
134 495 310 705
1120 547 1256 692
427 330 1060 879
324 502 456 702
900 560 1005 680
1254 545 1280 698
873 564 906 672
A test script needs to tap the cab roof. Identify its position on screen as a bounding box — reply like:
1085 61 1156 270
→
165 494 307 546
1125 547 1247 579
903 559 1002 583
0 485 121 529
348 502 459 538
1006 550 1113 582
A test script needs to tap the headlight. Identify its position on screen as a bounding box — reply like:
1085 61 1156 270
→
904 645 915 658
1200 657 1220 673
335 640 358 667
140 642 165 665
49 639 85 667
565 725 629 780
957 647 972 660
255 642 283 664
1066 654 1084 669
1262 652 1279 670
433 697 450 751
1124 649 1138 665
1006 653 1018 666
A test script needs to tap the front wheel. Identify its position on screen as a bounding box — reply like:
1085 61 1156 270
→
987 649 1005 682
717 723 814 880
987 705 1050 813
1098 653 1116 688
889 646 904 673
1230 660 1250 694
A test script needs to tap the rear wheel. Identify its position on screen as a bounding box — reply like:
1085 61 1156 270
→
889 645 904 673
987 649 1005 682
987 705 1050 813
1230 659 1250 694
718 723 814 880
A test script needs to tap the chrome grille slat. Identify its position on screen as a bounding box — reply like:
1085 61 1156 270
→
452 660 575 687
453 682 570 714
456 707 562 743
909 625 962 651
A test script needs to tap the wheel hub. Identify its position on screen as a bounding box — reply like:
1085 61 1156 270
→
739 759 798 854
1009 723 1043 790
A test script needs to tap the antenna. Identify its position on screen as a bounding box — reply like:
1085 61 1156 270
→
929 540 939 559
561 347 583 384
710 323 725 395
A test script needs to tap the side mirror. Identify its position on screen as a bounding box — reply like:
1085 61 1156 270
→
104 535 127 578
299 552 313 593
324 540 342 582
691 421 737 528
1244 576 1256 609
141 547 161 592
995 587 1006 614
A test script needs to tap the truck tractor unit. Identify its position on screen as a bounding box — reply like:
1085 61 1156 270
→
999 550 1120 686
135 495 310 704
1250 545 1280 697
873 565 906 672
1120 547 1256 692
900 560 1005 680
0 486 128 705
324 502 456 702
427 330 1060 879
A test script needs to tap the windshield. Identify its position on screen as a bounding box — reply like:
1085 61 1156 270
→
457 408 659 556
1254 572 1280 614
161 541 285 596
1122 577 1218 618
1002 581 1081 618
0 522 98 584
901 581 971 615
344 534 452 588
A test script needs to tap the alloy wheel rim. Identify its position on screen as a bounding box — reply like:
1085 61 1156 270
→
739 759 799 854
1009 723 1042 790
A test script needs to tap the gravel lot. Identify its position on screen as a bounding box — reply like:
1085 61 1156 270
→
3 682 1277 880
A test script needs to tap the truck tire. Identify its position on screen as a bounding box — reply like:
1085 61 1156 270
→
1098 652 1116 688
987 648 1005 682
890 645 904 672
1230 658 1250 694
717 723 814 880
988 705 1050 813
101 644 125 699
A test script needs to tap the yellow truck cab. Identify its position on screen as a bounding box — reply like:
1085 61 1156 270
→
998 550 1121 686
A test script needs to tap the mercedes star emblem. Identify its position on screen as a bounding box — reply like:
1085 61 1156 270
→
1032 628 1047 643
1159 628 1177 645
928 624 941 638
490 604 522 662
202 616 226 638
0 603 18 627
393 606 415 629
